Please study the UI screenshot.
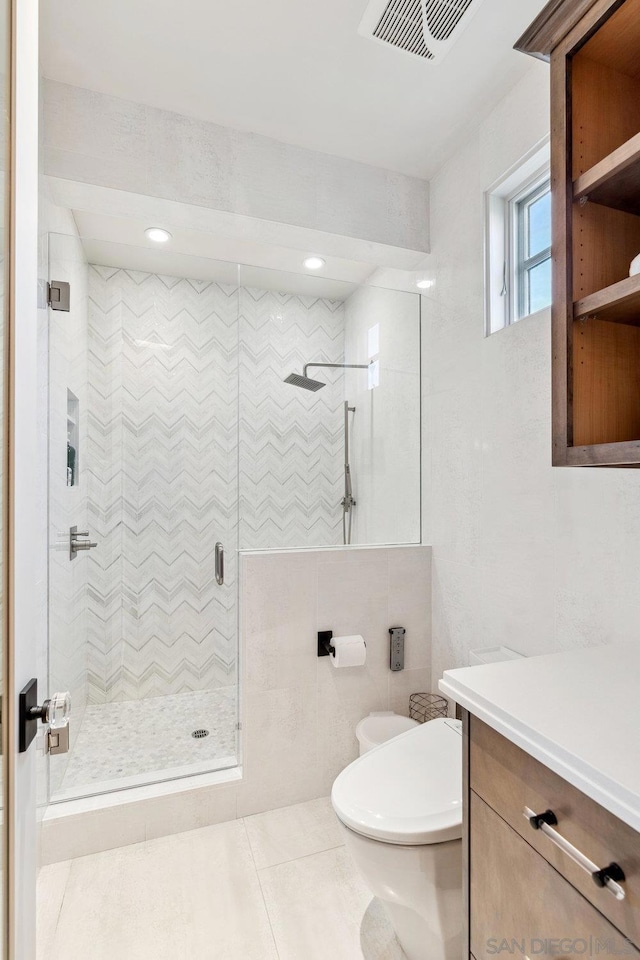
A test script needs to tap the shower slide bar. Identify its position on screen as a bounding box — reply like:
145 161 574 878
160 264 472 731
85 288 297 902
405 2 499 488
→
343 401 356 546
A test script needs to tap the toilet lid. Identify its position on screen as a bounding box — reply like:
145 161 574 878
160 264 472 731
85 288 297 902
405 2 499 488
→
331 718 463 845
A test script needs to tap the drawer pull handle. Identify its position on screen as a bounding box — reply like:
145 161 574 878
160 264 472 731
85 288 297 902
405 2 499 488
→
593 863 626 889
523 807 626 901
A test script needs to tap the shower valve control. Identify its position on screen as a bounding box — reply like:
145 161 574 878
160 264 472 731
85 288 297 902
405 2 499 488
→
389 627 406 672
70 525 98 560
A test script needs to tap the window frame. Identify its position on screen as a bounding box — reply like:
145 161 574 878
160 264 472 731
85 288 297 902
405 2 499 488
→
484 140 551 337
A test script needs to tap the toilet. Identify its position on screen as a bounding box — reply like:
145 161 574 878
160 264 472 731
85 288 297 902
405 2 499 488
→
332 717 463 960
355 711 420 755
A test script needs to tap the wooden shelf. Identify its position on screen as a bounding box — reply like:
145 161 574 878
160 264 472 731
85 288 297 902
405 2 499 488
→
520 0 640 465
574 273 640 324
574 133 640 216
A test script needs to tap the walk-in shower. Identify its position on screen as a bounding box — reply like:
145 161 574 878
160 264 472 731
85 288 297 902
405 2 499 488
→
41 207 422 808
284 361 371 544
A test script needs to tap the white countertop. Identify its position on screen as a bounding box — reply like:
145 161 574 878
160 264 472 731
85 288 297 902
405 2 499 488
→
439 643 640 833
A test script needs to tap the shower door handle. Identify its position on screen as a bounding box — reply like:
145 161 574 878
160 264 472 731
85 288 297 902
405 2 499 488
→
215 542 224 585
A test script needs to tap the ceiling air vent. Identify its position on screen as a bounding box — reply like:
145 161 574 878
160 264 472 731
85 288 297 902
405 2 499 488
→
358 0 487 63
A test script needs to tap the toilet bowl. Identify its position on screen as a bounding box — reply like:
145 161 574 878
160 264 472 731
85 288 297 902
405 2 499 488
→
332 717 463 960
356 711 419 755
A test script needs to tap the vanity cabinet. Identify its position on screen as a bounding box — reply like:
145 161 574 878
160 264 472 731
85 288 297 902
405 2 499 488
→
517 0 640 466
465 715 640 959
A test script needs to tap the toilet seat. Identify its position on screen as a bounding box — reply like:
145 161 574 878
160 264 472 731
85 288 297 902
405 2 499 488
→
332 718 463 845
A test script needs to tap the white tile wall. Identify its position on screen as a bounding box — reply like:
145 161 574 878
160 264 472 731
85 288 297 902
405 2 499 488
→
41 543 431 860
344 286 422 545
423 61 640 685
238 545 432 818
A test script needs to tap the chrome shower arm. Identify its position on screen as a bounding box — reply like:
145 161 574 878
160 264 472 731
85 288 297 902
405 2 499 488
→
303 362 369 377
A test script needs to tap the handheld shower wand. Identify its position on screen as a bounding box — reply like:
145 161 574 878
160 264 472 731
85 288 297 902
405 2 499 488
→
342 401 357 545
283 360 370 545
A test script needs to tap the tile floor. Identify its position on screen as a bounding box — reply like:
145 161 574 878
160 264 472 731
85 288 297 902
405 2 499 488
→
38 797 407 960
50 688 238 801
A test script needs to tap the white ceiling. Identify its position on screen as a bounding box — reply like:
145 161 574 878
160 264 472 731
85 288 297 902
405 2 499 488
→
45 177 433 299
72 210 375 289
70 208 431 301
40 0 548 180
74 213 366 300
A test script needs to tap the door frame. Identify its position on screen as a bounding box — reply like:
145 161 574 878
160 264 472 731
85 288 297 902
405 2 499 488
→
4 0 40 958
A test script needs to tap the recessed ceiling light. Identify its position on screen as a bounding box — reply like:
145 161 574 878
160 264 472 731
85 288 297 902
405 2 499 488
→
416 279 434 290
145 227 172 243
303 256 325 270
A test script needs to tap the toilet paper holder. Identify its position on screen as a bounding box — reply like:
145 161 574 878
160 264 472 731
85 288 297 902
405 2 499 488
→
317 630 336 658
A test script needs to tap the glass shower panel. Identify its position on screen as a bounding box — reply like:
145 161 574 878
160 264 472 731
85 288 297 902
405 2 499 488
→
343 286 422 546
47 235 241 800
237 270 421 549
238 279 351 549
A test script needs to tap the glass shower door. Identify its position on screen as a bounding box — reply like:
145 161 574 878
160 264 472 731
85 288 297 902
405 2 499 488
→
46 235 241 801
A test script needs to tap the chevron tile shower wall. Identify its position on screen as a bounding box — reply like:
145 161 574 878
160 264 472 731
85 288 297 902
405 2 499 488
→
85 266 242 706
238 287 346 549
84 268 346 706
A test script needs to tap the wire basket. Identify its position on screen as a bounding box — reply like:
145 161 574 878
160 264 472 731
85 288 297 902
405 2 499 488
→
409 693 448 724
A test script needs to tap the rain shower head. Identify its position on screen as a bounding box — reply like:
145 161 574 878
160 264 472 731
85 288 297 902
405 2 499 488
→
283 361 370 392
284 372 326 392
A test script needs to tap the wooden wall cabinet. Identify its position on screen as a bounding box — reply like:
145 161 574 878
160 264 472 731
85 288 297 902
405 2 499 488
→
518 0 640 466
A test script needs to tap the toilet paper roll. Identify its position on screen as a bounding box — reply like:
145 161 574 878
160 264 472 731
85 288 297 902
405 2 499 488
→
330 635 366 668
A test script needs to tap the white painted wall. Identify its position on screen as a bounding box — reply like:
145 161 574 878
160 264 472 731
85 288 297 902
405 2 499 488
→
423 61 640 687
42 80 430 254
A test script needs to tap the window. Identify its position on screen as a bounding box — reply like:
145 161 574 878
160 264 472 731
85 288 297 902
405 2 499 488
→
515 179 551 320
485 142 551 336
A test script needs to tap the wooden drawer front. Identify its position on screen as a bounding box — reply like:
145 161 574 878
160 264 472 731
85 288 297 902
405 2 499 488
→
470 718 640 944
471 793 640 960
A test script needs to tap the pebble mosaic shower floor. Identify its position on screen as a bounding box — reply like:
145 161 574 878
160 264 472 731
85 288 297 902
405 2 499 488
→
51 687 238 800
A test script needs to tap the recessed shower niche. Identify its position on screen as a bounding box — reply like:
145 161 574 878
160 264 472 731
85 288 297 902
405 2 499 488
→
44 220 422 803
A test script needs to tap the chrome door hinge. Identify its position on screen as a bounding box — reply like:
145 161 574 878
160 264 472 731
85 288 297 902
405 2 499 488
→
47 280 71 312
39 723 71 756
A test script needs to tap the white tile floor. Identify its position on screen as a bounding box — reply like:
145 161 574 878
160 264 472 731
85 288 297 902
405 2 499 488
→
38 797 407 960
